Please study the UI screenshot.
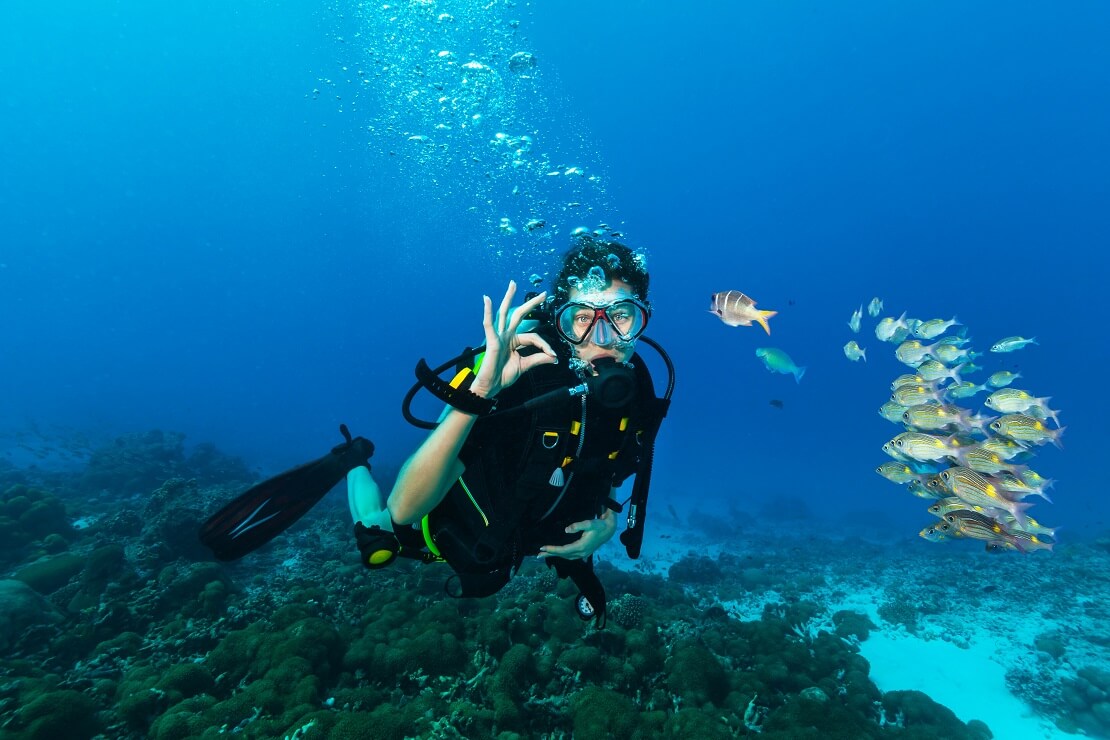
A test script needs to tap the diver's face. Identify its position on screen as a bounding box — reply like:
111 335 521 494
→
566 278 638 368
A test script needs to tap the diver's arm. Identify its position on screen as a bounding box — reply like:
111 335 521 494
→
390 282 556 526
387 408 473 525
538 486 620 561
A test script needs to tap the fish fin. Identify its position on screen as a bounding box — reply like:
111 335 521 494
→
794 366 807 383
1050 426 1066 450
1010 501 1033 529
757 310 777 335
861 348 867 362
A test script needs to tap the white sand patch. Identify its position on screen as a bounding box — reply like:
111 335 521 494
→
862 630 1069 740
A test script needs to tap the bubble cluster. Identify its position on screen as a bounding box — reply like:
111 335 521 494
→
335 0 617 271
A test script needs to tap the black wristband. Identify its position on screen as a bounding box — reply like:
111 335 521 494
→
415 359 498 416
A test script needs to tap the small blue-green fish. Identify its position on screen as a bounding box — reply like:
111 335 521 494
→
914 316 961 340
875 461 918 483
987 371 1022 388
755 347 806 383
867 297 883 317
990 336 1038 353
843 340 867 362
848 305 863 333
945 381 990 400
879 400 909 423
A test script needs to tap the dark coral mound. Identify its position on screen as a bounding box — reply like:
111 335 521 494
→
0 434 1001 739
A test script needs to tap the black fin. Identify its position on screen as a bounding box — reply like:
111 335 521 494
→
198 433 373 561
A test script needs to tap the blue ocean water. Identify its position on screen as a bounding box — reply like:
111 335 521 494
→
3 2 1110 738
3 0 1106 538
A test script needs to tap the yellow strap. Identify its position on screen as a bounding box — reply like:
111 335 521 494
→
570 420 581 435
449 367 472 389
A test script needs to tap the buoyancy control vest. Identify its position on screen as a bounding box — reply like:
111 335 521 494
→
425 329 663 617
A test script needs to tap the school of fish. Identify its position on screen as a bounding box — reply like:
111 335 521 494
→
862 304 1062 554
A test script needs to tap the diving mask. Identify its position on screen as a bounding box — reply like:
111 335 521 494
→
554 298 649 347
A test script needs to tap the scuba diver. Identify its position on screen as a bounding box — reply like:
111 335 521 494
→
199 237 673 626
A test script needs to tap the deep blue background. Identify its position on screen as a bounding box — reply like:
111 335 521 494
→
2 1 1107 539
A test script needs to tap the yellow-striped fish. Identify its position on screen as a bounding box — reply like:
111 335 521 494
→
943 510 1026 552
892 383 946 407
916 360 965 385
902 404 967 432
914 316 961 340
990 414 1066 449
932 343 978 365
895 340 936 367
956 447 1022 476
876 312 912 343
938 466 1031 527
891 373 925 391
980 437 1028 460
887 432 958 462
984 530 1054 553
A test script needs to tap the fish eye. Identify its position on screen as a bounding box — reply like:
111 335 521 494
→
895 439 903 446
941 471 949 480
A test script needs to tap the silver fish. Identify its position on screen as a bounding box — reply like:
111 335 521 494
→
990 336 1038 353
867 297 883 317
914 316 961 340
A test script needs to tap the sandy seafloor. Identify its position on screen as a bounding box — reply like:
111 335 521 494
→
610 515 1098 740
1 442 1108 739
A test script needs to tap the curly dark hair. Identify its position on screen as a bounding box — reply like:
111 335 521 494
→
550 235 650 307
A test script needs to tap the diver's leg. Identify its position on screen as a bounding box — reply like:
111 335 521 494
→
348 466 393 532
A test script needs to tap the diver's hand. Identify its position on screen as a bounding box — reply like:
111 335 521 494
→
537 509 618 561
470 280 557 399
